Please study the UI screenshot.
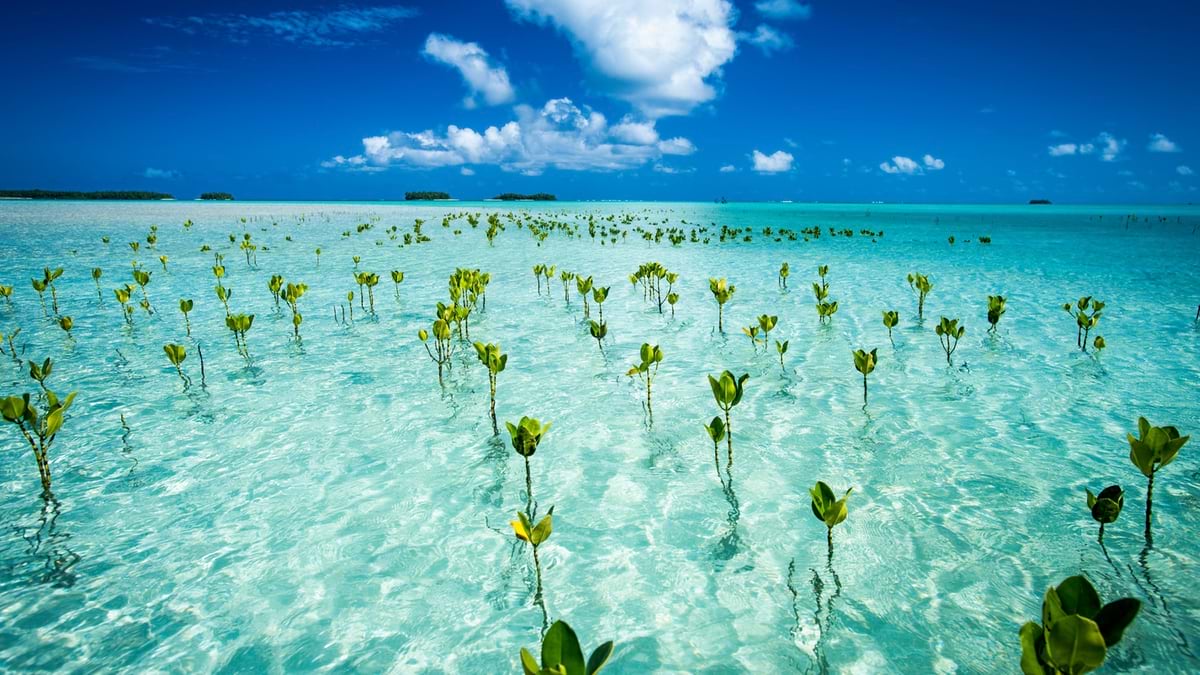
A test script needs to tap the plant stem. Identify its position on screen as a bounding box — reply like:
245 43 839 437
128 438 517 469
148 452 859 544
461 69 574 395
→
524 455 533 515
862 375 868 405
724 409 732 468
1145 471 1155 544
489 374 498 435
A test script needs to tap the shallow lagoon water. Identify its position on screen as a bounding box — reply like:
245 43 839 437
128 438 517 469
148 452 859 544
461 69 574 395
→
0 200 1198 673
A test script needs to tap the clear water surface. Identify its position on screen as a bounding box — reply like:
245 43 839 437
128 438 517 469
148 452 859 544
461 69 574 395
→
0 200 1197 673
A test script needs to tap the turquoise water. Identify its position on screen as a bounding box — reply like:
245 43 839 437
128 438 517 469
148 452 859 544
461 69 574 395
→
0 200 1198 673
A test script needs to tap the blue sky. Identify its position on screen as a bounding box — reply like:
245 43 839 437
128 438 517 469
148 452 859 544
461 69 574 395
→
2 0 1197 202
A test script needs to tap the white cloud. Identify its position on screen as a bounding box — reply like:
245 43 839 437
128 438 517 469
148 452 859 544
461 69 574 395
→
142 167 180 179
1147 133 1180 153
610 117 659 145
1178 165 1194 176
922 154 945 170
879 156 921 175
755 0 812 20
719 164 736 172
747 24 793 53
653 163 694 174
506 0 738 117
1049 143 1084 156
752 149 793 173
147 6 418 47
1006 169 1017 176
422 34 515 107
460 167 475 176
326 97 696 174
1096 132 1124 162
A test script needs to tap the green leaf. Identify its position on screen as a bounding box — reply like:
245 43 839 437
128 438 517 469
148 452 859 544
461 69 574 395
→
1043 615 1107 674
520 648 541 675
586 641 615 675
1019 622 1047 675
1093 598 1140 647
1055 576 1101 619
45 407 64 437
1085 489 1097 509
542 621 586 675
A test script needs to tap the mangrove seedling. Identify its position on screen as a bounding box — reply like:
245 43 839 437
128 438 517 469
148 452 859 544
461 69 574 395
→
91 268 103 302
132 268 153 314
1092 336 1106 352
1 377 77 494
315 248 321 267
852 348 877 404
533 264 545 295
907 273 933 320
114 285 135 326
42 267 64 315
987 295 1007 332
215 283 233 317
518 619 614 675
1018 575 1140 675
346 291 354 322
810 480 851 534
779 262 790 289
592 286 610 323
0 285 12 309
363 272 379 314
935 317 965 365
882 310 899 345
159 255 169 272
626 343 663 418
511 505 555 632
1063 296 1104 351
31 278 48 315
588 320 607 353
418 319 454 386
757 314 778 344
57 316 73 337
390 270 405 300
1085 485 1124 542
225 313 255 358
267 275 284 309
1 328 21 362
708 278 735 332
816 300 839 324
1127 416 1189 541
741 324 760 351
283 283 307 338
708 370 749 464
667 292 679 318
703 415 725 473
507 416 550 510
775 340 789 372
576 275 594 317
163 343 188 384
179 298 194 336
473 341 507 434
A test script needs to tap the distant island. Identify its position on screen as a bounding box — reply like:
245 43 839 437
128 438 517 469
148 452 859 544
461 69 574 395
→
0 189 174 200
199 192 234 200
1029 199 1052 205
495 192 556 201
405 191 451 200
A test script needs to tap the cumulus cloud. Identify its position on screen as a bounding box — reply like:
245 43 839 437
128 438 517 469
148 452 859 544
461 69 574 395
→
879 156 921 175
1051 132 1123 161
747 24 793 53
506 0 738 117
147 5 418 47
754 0 812 20
922 154 945 170
324 97 697 174
1096 132 1125 162
460 167 475 176
610 117 659 145
142 167 180 179
422 34 515 107
752 149 793 173
1179 165 1194 176
1147 133 1180 153
719 164 737 172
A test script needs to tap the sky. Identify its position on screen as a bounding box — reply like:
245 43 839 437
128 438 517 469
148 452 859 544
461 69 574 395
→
1 0 1198 202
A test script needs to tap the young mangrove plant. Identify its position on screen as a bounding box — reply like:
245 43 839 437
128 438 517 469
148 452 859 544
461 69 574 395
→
907 272 933 320
708 370 749 465
775 340 789 373
114 285 135 326
418 319 454 386
592 286 610 323
0 285 12 310
267 275 284 310
757 314 778 345
132 267 153 314
225 313 255 359
987 295 1007 333
935 317 965 365
163 343 189 385
741 324 760 351
812 266 837 324
667 291 679 318
1 360 77 494
31 277 48 315
57 316 73 337
91 268 103 302
518 619 614 675
1085 485 1124 542
282 283 307 338
390 270 404 301
1063 296 1104 351
810 480 852 557
511 505 555 635
363 272 379 314
533 264 545 295
507 416 550 511
179 298 194 336
473 342 507 434
703 415 725 474
852 348 877 404
882 310 899 345
560 270 574 305
1127 416 1189 541
1 328 21 362
576 275 594 317
1018 575 1140 675
42 267 64 316
778 262 790 289
708 278 735 332
626 343 663 419
588 320 607 354
1092 336 1106 353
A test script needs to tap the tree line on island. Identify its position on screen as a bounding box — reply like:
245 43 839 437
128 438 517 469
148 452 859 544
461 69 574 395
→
0 189 235 201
